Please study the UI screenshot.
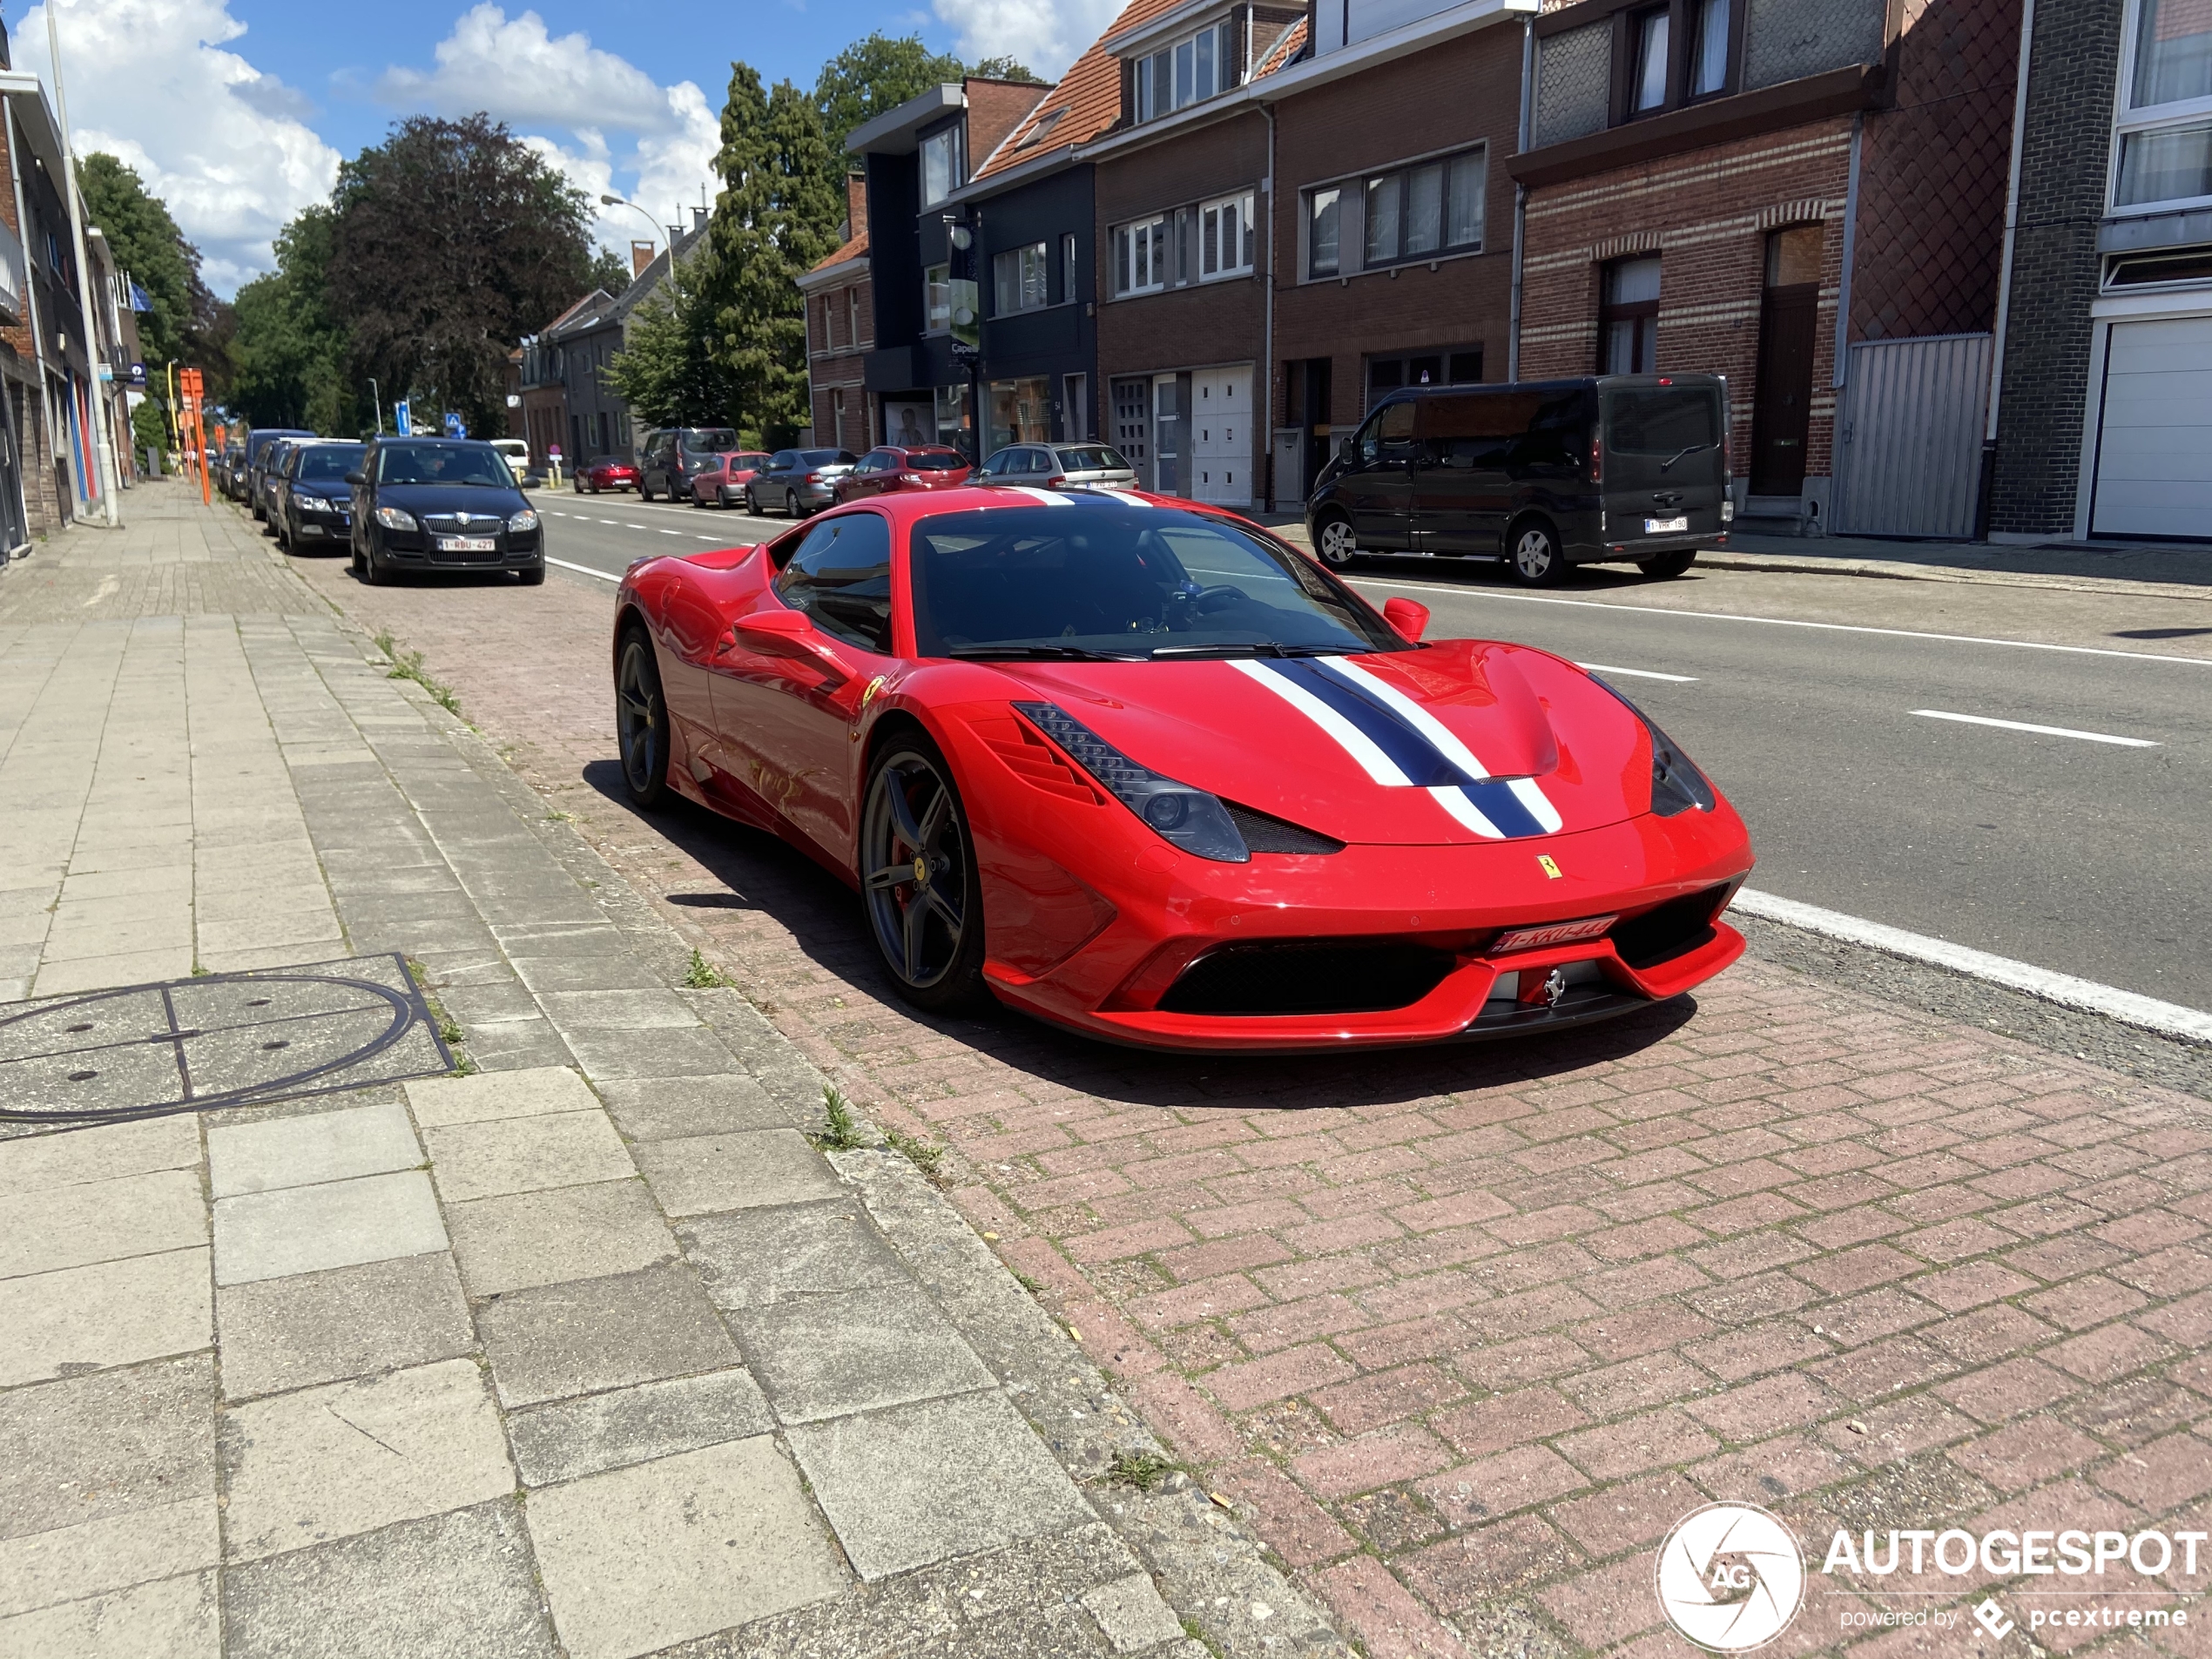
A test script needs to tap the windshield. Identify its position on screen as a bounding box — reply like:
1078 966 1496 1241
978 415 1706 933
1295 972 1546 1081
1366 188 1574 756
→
907 451 967 471
377 443 514 486
682 428 738 451
1606 388 1721 455
800 448 852 466
1053 445 1130 472
297 446 364 481
908 504 1404 660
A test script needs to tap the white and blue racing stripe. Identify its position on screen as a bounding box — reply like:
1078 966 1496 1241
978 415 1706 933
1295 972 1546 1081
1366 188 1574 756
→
1231 657 1561 840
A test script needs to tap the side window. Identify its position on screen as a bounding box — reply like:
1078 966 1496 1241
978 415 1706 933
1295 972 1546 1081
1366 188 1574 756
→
1374 402 1417 464
772 513 894 652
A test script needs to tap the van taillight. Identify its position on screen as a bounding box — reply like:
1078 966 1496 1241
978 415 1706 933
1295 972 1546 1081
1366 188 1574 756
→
1589 428 1603 485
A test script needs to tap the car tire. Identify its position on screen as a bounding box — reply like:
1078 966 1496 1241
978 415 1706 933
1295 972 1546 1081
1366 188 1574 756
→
786 489 803 518
1638 548 1697 580
1313 513 1359 567
614 629 671 810
518 564 546 586
639 478 654 502
1508 518 1568 588
362 543 390 585
860 736 988 1014
745 489 761 516
350 543 365 577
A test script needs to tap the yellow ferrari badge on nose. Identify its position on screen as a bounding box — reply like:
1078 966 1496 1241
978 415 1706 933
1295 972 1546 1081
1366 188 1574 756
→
860 675 887 709
1537 855 1563 880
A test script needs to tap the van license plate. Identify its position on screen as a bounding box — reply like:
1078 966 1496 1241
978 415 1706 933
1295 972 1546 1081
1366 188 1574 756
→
1643 516 1689 535
438 536 496 553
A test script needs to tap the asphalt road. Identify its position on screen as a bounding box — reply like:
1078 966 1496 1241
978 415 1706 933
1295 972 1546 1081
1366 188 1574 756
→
532 493 2212 1015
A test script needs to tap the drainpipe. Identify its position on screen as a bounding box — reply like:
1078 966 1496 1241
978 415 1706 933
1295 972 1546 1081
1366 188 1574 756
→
46 5 121 525
1979 0 2035 538
1508 16 1533 382
1262 101 1278 509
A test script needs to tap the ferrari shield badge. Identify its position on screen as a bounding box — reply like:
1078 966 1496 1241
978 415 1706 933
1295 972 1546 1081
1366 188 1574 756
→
1537 855 1563 880
860 675 887 709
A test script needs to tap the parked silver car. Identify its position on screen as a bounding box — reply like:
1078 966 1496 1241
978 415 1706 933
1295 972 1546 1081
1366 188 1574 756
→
974 442 1139 490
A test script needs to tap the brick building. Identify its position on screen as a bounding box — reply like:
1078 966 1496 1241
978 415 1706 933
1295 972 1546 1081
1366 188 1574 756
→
1988 0 2212 542
515 290 609 473
798 178 872 450
550 212 708 466
1514 0 2022 536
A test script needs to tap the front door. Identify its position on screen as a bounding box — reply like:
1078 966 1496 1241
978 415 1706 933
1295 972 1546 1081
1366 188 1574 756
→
1749 226 1822 497
1153 376 1184 497
1111 378 1150 488
1189 366 1251 506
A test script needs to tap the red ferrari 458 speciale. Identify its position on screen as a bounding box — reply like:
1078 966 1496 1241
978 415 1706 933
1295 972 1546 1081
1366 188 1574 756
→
612 486 1754 1050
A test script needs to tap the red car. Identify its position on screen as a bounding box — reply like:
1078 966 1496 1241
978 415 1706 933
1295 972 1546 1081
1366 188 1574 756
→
610 489 1753 1052
833 445 972 503
575 455 637 494
692 451 773 509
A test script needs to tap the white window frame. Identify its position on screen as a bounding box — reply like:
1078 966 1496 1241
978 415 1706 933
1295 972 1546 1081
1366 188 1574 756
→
921 125 965 208
2111 0 2212 216
924 263 951 334
1135 19 1235 122
1111 215 1168 297
1199 192 1256 280
994 240 1051 314
1305 185 1343 278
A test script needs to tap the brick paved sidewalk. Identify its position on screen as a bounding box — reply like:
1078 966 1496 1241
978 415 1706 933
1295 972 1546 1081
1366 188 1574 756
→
0 484 1320 1659
293 501 2212 1658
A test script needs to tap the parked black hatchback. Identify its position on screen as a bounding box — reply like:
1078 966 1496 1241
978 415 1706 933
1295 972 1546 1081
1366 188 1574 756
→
1304 374 1730 586
348 438 543 586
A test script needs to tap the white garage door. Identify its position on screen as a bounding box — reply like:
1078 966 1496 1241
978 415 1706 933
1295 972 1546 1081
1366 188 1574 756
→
2094 316 2212 538
1189 366 1252 507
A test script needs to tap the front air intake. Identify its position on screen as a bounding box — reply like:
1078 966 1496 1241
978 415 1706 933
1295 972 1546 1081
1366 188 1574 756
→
1608 885 1730 969
1160 940 1457 1016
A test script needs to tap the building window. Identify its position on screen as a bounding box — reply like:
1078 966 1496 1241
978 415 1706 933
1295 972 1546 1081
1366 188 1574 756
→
1200 193 1255 279
1366 347 1483 404
2116 0 2212 209
831 388 845 442
1136 20 1234 122
1688 0 1730 96
1359 148 1485 269
1600 256 1661 373
988 376 1051 454
925 263 951 334
1307 186 1341 275
1615 0 1735 119
1111 215 1168 296
934 382 970 451
921 125 964 208
1063 372 1089 439
1062 233 1080 301
847 287 862 345
1630 8 1670 112
994 241 1050 314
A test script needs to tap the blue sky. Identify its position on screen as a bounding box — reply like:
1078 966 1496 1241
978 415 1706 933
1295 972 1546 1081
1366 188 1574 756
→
18 0 1119 295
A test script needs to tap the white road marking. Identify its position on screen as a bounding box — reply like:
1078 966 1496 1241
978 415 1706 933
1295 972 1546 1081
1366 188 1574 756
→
546 557 619 583
1577 661 1698 683
1349 580 2212 669
624 523 646 530
1910 709 2159 747
1732 887 2212 1044
658 528 681 535
599 518 621 525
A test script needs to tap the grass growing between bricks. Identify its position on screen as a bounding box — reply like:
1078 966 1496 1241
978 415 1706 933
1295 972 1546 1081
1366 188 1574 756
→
407 956 475 1076
681 948 734 989
374 630 464 718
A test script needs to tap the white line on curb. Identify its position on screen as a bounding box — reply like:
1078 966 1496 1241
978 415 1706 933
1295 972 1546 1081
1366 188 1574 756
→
546 557 618 583
1732 887 2212 1045
1579 662 1698 683
1910 709 2159 747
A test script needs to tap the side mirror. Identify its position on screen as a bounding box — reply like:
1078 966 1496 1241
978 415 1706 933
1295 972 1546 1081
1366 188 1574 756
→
345 471 366 486
1383 597 1430 643
1339 435 1356 461
732 608 851 679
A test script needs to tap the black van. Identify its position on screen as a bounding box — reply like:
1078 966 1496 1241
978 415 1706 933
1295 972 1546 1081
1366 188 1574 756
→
1303 374 1730 585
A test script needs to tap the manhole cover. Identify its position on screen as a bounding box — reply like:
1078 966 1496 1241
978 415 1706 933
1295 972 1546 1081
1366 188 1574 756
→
1 954 453 1131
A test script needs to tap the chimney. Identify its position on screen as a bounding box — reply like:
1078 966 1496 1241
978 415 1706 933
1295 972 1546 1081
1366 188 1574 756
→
691 206 707 233
631 240 654 279
845 175 867 242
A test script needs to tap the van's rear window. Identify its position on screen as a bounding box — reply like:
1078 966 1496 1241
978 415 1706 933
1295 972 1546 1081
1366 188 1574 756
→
1608 389 1721 455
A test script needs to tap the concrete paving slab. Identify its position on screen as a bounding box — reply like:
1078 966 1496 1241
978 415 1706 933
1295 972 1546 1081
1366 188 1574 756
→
219 1358 515 1562
525 1436 846 1659
220 1500 556 1659
0 1569 219 1659
212 1171 447 1286
730 1282 996 1425
632 1128 844 1217
506 1369 774 1487
785 1391 1096 1581
0 1358 217 1543
593 1074 791 1141
215 1252 475 1401
444 1179 674 1296
1082 1574 1189 1654
29 950 196 995
537 990 703 1030
680 1201 911 1311
0 1168 207 1280
477 1261 738 1408
0 1115 200 1194
403 1065 598 1128
421 1107 634 1203
0 1247 212 1386
0 1499 219 1620
206 1101 421 1197
560 1025 738 1081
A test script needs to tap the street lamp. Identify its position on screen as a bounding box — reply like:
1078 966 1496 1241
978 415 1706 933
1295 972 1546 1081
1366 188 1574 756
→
368 379 384 436
599 194 661 264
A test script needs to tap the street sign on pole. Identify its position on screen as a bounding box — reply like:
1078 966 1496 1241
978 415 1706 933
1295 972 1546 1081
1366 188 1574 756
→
443 411 465 437
395 401 413 436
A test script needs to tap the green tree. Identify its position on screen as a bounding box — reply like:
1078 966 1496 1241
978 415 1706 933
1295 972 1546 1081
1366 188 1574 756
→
813 33 965 179
586 244 635 298
968 56 1042 82
131 395 168 460
327 114 595 436
711 71 841 446
231 206 357 434
78 152 219 372
604 244 746 429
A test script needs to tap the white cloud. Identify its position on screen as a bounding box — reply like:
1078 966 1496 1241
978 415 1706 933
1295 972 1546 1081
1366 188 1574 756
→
17 0 341 295
931 0 1123 79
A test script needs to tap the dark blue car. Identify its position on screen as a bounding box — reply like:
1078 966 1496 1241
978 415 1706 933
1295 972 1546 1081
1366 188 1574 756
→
274 441 366 554
347 437 543 586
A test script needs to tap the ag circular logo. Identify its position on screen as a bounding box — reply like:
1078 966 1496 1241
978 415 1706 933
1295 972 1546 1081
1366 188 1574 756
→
1655 1502 1806 1651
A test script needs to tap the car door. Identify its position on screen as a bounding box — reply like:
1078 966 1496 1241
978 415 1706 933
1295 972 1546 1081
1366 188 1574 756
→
1343 402 1416 550
709 512 895 863
1413 394 1529 556
850 451 892 498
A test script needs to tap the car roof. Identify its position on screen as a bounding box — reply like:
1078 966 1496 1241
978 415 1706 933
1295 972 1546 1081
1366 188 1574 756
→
803 483 1251 528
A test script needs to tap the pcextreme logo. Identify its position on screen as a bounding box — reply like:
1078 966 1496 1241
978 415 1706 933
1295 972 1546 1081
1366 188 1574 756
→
1656 1503 1807 1651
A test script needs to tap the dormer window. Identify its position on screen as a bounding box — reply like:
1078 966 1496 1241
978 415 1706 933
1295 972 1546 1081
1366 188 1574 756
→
1136 19 1234 121
921 125 965 208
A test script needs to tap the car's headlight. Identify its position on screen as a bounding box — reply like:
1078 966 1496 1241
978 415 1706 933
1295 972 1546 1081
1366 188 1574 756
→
301 496 339 514
508 509 540 532
1014 701 1249 862
1594 679 1715 816
374 506 416 530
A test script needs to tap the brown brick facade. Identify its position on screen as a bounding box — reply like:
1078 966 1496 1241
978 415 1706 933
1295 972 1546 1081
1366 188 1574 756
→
806 270 873 453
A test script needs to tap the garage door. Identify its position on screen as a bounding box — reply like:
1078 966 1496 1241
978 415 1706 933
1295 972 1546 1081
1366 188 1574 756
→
1190 366 1251 507
2093 316 2212 538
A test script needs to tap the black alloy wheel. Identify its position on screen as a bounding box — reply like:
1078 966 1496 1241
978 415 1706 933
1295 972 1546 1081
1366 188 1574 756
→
614 631 671 808
1508 519 1567 588
860 741 986 1011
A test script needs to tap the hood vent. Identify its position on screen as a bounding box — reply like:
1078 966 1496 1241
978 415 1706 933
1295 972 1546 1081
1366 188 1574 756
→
1224 803 1343 854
